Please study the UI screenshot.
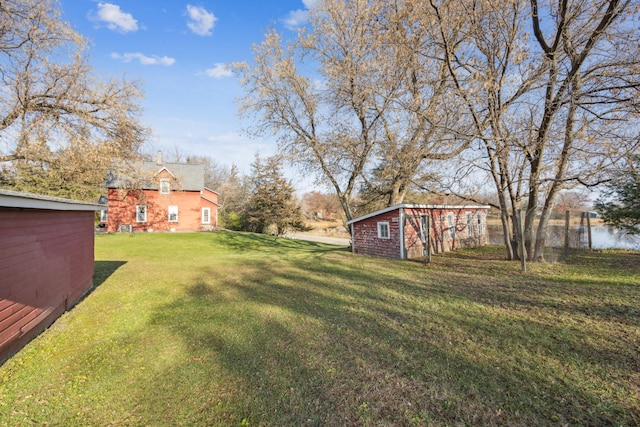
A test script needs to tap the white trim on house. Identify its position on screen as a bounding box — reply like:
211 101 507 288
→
350 223 355 253
136 205 147 223
168 205 178 222
200 195 221 206
0 189 102 211
399 207 406 259
154 167 176 179
347 203 491 225
201 187 221 206
203 187 220 195
202 207 211 224
477 212 485 235
159 179 171 194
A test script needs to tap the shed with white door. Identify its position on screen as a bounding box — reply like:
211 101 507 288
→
348 204 490 260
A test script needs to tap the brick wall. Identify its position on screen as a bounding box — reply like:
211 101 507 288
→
107 188 218 233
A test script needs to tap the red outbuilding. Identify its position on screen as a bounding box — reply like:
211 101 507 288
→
0 190 100 364
348 204 490 260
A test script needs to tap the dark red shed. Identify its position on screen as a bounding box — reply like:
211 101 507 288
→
0 190 100 364
348 204 490 260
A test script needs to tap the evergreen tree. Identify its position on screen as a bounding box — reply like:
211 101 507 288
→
218 165 249 231
595 156 640 235
243 155 306 235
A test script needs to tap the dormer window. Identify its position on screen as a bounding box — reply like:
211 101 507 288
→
160 179 170 194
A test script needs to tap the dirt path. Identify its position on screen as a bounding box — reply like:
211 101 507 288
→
285 233 350 246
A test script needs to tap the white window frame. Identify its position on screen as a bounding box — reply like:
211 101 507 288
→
136 205 147 223
168 205 178 222
419 214 429 243
100 209 108 222
202 207 211 224
477 213 484 235
377 221 390 239
447 212 455 238
466 213 473 236
160 179 170 194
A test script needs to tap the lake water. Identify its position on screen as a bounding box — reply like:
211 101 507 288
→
588 226 640 250
487 224 640 250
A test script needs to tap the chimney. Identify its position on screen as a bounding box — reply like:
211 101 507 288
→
156 150 162 166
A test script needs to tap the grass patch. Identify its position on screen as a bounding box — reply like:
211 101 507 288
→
1 232 638 426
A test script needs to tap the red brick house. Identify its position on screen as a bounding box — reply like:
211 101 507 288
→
348 204 490 260
104 153 219 233
0 189 100 363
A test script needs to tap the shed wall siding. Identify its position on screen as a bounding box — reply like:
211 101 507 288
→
351 210 402 259
350 205 489 260
0 208 95 363
403 207 488 259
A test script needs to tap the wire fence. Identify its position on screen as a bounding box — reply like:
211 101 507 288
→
487 210 640 252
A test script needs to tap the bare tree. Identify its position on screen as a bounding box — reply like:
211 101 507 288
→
554 190 592 212
353 1 471 206
236 10 380 222
429 0 640 260
0 0 147 199
236 0 470 223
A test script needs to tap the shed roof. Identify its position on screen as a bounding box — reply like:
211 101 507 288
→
105 160 205 191
0 189 102 211
347 204 491 225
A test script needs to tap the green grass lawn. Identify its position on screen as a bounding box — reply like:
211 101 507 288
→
1 232 639 426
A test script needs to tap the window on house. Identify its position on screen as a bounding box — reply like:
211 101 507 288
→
168 205 178 222
100 209 108 223
466 213 473 236
377 221 390 239
160 179 170 194
202 207 211 224
419 214 429 243
447 212 455 238
477 213 484 235
136 205 147 223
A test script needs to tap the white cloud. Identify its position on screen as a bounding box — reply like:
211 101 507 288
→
282 0 319 30
186 5 217 36
111 52 175 66
96 3 138 32
204 63 232 79
282 9 309 30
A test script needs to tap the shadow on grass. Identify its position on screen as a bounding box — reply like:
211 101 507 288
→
212 229 349 254
94 261 127 287
139 242 638 426
61 261 128 320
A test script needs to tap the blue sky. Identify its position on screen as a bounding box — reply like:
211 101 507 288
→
60 0 317 183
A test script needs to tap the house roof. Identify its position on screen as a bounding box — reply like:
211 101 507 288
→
105 160 205 191
0 189 102 211
347 203 491 225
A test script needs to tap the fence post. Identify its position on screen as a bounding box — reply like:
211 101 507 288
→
421 214 431 264
586 211 593 250
564 210 571 258
518 209 526 273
